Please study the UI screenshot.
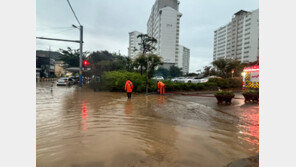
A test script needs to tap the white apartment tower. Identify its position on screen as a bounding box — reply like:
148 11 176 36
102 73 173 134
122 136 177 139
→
147 0 182 68
213 9 259 63
178 45 190 74
128 31 143 59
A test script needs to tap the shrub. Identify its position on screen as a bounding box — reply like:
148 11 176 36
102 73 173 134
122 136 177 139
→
196 83 206 91
96 71 243 92
208 78 242 89
101 71 146 92
243 90 259 96
215 90 234 97
204 82 218 90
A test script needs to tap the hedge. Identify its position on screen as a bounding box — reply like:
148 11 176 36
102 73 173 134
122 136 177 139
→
89 71 242 92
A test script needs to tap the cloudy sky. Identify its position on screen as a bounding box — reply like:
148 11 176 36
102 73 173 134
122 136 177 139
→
37 0 258 72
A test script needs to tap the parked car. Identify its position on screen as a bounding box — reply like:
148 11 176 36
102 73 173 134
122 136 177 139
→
200 76 221 83
183 77 201 83
57 77 74 86
152 76 164 81
171 77 185 82
69 76 79 84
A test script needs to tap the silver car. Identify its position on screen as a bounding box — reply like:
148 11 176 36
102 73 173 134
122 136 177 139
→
171 77 185 82
152 76 164 81
184 77 201 83
200 76 221 83
57 77 74 86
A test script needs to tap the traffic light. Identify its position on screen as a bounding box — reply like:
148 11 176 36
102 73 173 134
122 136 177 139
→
83 60 90 67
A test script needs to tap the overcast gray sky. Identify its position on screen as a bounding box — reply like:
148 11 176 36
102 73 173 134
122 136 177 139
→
36 0 258 73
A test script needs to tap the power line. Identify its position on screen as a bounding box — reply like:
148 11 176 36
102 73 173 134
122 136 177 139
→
66 0 81 26
52 28 75 35
36 26 73 32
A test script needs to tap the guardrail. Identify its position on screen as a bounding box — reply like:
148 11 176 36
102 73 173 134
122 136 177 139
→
36 78 57 82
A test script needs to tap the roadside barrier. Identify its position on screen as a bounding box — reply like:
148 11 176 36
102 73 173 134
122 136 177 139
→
37 78 57 82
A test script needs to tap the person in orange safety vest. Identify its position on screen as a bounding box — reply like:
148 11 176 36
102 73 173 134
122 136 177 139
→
125 79 133 99
158 81 165 95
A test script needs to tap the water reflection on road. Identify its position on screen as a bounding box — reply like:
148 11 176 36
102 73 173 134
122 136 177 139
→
36 82 258 167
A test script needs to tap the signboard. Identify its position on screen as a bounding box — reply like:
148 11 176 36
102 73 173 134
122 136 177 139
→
250 71 259 82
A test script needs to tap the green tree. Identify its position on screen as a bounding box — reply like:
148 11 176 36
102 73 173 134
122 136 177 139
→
226 59 244 78
133 54 163 78
146 54 163 78
154 67 170 79
212 59 228 78
185 73 198 77
212 59 244 78
84 50 132 77
137 34 158 93
168 65 183 78
59 47 88 67
203 66 217 77
132 54 146 75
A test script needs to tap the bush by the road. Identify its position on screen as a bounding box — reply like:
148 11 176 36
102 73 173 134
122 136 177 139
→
100 71 147 92
90 71 242 92
208 78 242 89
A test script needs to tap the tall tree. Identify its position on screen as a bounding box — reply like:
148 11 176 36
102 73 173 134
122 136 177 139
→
212 59 244 78
212 59 228 78
132 54 146 75
137 34 157 93
203 66 217 77
169 65 183 78
133 54 163 78
59 47 88 67
85 50 132 76
154 67 170 79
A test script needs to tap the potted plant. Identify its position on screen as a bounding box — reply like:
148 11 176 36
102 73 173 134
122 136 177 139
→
242 90 259 103
214 90 235 104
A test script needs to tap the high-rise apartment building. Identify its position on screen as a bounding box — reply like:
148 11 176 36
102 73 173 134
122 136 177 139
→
128 31 143 59
147 0 182 68
177 45 190 74
213 9 259 63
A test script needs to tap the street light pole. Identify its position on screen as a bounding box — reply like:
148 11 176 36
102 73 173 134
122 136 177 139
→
79 25 83 87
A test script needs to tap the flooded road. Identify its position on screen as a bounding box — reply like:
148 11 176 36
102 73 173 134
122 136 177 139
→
37 82 258 167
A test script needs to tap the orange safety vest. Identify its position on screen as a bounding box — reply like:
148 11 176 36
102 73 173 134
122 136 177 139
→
125 80 133 93
158 81 165 94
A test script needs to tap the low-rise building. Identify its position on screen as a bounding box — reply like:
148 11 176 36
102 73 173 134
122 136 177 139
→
54 61 66 77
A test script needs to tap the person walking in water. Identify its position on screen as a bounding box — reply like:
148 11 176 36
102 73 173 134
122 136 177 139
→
125 79 133 99
158 81 165 95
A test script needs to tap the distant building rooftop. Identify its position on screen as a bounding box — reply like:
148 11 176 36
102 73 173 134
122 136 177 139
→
234 10 250 16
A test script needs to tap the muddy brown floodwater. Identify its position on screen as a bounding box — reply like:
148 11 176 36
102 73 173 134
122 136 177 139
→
37 82 258 167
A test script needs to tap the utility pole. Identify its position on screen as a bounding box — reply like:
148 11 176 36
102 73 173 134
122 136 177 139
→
67 0 83 87
37 0 83 87
79 25 83 87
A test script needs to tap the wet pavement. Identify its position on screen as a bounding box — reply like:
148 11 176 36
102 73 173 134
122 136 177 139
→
36 82 258 167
